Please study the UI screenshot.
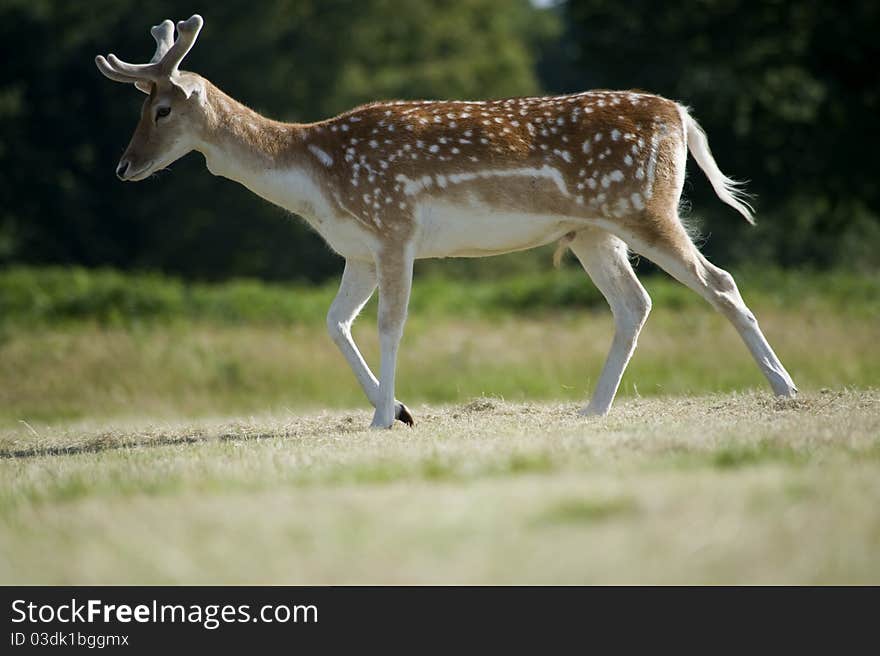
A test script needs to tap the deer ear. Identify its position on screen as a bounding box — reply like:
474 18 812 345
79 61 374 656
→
134 80 152 94
169 75 202 100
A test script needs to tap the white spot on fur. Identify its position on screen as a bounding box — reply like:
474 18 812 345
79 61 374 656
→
553 149 573 163
307 144 333 167
395 165 571 198
644 129 661 198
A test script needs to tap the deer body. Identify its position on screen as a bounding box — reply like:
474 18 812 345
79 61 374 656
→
98 16 798 429
195 85 689 262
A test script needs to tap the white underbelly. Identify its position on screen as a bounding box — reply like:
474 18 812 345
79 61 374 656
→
307 213 378 260
414 200 580 258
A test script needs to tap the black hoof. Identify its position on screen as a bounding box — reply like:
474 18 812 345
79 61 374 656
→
395 403 415 427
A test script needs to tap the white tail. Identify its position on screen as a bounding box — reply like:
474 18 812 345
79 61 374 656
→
682 109 755 224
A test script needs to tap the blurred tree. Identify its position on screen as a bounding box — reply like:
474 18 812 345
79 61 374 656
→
0 0 557 281
557 0 880 270
1 0 876 281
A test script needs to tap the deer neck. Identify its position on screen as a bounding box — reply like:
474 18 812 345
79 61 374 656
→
196 83 328 218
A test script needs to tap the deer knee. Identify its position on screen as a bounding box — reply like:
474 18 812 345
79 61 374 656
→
377 294 409 337
378 311 406 338
635 288 652 324
613 287 651 336
326 308 350 344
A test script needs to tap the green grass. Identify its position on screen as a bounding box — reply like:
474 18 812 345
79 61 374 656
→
0 266 877 426
532 496 638 525
1 303 876 426
1 391 878 584
2 265 877 328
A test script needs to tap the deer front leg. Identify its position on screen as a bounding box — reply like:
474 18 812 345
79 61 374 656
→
327 258 414 426
371 248 414 429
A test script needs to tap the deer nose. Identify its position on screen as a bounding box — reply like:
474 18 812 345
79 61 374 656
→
116 160 130 180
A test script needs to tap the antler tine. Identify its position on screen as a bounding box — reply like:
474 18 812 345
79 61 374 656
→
103 54 163 81
95 14 204 90
158 14 204 76
149 19 175 63
94 55 143 84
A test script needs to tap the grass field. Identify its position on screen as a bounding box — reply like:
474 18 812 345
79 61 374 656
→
1 267 878 583
1 391 878 584
1 305 877 425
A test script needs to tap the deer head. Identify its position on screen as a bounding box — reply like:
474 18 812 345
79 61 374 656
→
96 15 207 181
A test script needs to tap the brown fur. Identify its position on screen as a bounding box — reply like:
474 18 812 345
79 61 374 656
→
303 91 686 230
119 70 692 254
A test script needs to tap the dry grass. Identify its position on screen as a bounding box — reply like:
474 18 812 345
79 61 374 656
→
1 390 878 584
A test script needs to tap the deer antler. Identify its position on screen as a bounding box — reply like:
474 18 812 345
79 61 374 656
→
149 20 176 62
95 15 204 97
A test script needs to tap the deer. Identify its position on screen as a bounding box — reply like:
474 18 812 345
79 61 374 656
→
96 15 798 429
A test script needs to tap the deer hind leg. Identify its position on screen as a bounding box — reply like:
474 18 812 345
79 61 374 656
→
568 228 652 416
617 213 798 398
327 258 414 426
371 247 415 429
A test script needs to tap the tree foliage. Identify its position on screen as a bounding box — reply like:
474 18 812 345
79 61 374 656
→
0 0 554 281
557 0 880 269
0 0 877 281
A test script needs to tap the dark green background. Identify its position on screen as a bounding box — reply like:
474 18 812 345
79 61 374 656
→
2 0 877 282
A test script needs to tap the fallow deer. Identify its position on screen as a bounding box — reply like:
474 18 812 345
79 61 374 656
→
96 15 797 428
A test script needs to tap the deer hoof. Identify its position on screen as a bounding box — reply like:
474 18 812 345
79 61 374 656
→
395 402 415 427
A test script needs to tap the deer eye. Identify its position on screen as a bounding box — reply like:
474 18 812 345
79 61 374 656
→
155 106 171 122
